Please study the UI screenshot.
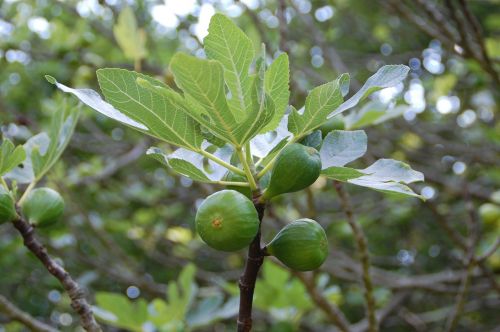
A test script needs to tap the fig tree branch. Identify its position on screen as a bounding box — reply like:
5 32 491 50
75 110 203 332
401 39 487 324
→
445 186 480 331
0 294 58 332
236 147 258 190
351 292 409 332
11 211 101 332
384 0 500 89
293 271 351 332
237 197 266 332
334 181 378 332
74 140 148 185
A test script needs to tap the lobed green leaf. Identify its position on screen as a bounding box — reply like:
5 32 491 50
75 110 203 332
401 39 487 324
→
97 69 204 151
261 53 290 132
319 130 367 168
328 65 410 119
288 74 347 137
169 53 240 145
0 139 26 176
204 13 254 118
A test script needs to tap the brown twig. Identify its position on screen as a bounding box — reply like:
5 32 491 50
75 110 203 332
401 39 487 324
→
398 307 427 332
444 184 480 331
237 196 266 332
414 0 459 42
386 0 500 89
293 272 351 332
334 181 378 332
384 1 454 48
73 140 148 185
11 213 101 332
351 292 409 332
457 0 500 86
476 237 500 263
445 256 475 332
0 294 58 332
419 297 499 324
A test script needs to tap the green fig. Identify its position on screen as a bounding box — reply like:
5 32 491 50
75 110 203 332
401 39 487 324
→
479 203 500 228
319 115 345 136
21 188 64 227
262 143 322 199
195 190 259 251
0 186 17 224
266 218 328 271
225 172 252 199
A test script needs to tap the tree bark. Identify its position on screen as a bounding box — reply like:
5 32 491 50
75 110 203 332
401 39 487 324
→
12 214 102 332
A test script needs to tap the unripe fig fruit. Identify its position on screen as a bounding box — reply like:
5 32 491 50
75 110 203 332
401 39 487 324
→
224 172 252 199
195 190 259 251
21 188 64 227
320 116 345 136
0 186 16 224
263 144 321 199
266 218 328 271
479 203 500 228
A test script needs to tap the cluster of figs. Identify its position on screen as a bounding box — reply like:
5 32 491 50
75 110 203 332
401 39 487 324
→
196 143 329 271
0 186 65 227
1 144 329 271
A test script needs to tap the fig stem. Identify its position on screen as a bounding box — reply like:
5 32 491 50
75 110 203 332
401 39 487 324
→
237 196 266 332
255 134 304 179
17 181 36 206
245 142 256 173
199 150 246 176
236 147 258 191
334 181 378 332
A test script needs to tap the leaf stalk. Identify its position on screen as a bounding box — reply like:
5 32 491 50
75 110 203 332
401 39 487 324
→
236 147 258 191
199 149 246 176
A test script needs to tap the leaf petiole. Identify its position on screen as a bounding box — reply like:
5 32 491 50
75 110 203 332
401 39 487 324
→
199 149 246 176
17 181 36 206
213 180 250 187
236 147 258 191
245 142 255 173
255 135 302 180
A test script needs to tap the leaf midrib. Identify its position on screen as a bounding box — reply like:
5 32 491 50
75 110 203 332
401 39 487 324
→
189 66 239 145
213 18 248 115
99 72 198 150
299 81 340 136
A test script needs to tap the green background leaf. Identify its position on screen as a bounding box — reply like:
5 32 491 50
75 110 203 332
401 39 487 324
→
113 7 147 61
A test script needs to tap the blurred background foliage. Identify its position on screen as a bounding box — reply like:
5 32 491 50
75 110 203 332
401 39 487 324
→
0 0 499 331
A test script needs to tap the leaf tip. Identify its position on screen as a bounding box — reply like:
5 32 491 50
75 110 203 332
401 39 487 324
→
45 75 56 85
